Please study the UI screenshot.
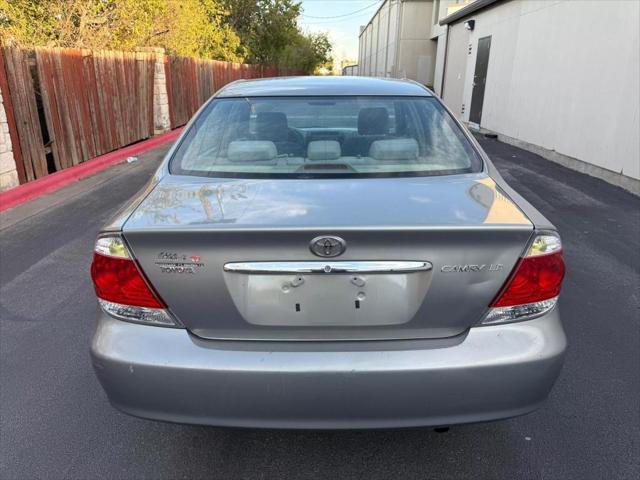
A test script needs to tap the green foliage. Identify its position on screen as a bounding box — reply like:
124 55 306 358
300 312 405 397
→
247 0 302 66
158 0 244 61
283 32 333 75
0 0 332 71
0 0 244 61
223 0 333 73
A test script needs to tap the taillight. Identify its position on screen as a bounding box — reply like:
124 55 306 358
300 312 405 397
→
90 235 179 327
482 233 565 325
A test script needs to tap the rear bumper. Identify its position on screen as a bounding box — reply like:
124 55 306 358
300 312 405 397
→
90 310 566 429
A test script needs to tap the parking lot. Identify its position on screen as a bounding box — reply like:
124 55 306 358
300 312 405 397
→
1 136 638 480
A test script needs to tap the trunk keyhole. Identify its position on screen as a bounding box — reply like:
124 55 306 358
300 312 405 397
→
295 303 301 312
355 300 360 309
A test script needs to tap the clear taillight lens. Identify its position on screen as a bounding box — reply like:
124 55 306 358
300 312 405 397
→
482 233 565 325
90 235 179 327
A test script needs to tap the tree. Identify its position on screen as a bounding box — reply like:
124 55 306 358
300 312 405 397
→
223 0 332 72
282 32 333 74
0 0 333 71
220 0 259 42
247 0 301 65
0 0 244 61
157 0 244 61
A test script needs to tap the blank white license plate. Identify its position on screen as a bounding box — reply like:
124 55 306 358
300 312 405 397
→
223 272 431 327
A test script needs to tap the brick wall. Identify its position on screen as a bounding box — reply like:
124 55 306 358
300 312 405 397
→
0 88 19 191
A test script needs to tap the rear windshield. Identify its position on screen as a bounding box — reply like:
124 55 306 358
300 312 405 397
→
170 96 482 178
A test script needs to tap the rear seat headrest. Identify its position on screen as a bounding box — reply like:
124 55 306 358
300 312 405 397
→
307 140 341 161
227 141 277 162
255 112 288 141
358 107 389 135
369 138 419 161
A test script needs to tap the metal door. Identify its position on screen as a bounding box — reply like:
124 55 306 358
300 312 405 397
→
469 36 491 125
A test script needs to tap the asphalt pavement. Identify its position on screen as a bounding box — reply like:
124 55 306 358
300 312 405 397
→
1 137 638 480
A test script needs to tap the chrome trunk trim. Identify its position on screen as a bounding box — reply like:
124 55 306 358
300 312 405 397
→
223 261 432 274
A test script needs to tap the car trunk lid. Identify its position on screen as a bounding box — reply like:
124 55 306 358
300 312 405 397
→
122 174 533 341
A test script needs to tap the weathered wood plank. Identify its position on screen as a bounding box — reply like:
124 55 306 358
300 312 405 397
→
35 49 60 170
82 50 107 155
0 47 27 184
94 50 118 152
55 48 80 166
168 56 195 128
75 49 97 159
2 47 47 180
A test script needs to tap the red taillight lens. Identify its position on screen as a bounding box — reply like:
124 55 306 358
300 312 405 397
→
491 250 565 308
90 252 164 308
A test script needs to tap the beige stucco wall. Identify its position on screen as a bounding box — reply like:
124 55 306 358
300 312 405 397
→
440 21 470 109
432 33 447 95
441 0 640 183
397 0 436 85
432 1 476 95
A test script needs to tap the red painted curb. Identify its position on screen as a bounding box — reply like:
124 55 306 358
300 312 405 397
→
0 128 183 213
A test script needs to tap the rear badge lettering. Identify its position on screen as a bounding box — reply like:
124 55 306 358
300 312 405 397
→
441 264 503 273
155 252 204 274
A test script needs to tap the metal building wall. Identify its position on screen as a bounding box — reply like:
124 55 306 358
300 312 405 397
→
357 0 434 83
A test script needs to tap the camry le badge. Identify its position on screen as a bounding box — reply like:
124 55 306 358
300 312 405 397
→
441 264 503 272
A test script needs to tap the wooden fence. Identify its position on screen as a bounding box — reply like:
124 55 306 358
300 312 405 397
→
164 57 302 129
36 48 156 172
0 46 304 184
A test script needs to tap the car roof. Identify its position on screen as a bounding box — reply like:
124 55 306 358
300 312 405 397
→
216 76 433 98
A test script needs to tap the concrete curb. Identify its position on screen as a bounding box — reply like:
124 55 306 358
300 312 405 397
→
0 128 182 212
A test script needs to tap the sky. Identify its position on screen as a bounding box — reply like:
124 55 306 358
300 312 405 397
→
298 0 384 67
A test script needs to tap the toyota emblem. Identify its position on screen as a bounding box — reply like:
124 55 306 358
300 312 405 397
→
309 236 346 258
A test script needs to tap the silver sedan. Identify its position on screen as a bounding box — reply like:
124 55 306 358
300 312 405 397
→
90 76 566 428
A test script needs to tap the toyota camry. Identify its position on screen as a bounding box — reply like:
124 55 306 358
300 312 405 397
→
90 76 566 428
